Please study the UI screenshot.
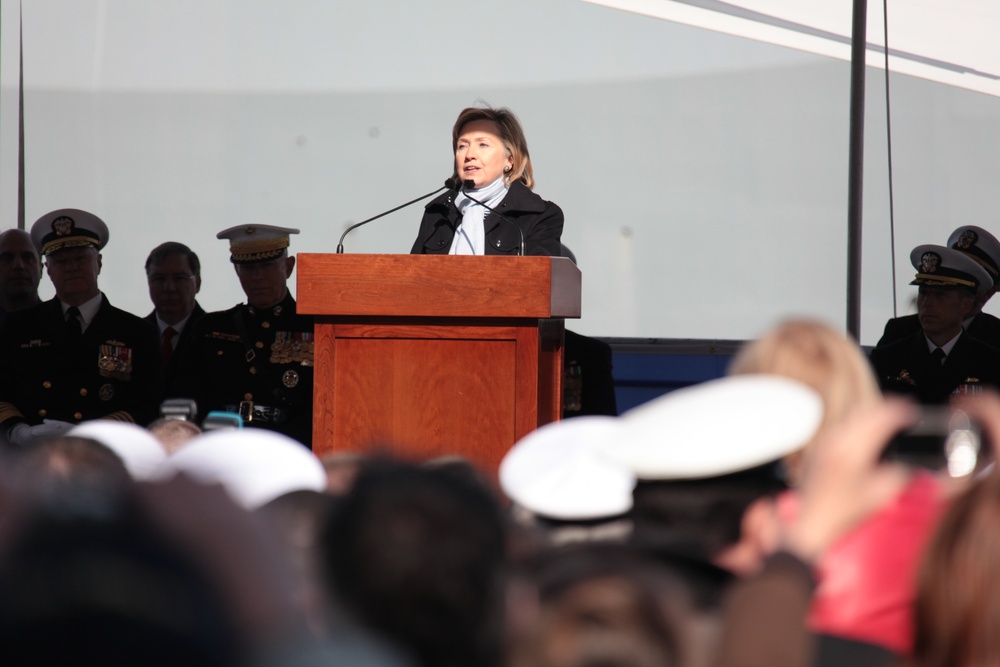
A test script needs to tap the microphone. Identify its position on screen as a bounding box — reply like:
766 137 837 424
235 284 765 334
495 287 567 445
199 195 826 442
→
337 179 458 253
461 179 525 256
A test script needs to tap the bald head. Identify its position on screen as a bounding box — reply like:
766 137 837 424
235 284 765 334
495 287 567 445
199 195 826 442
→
0 229 41 313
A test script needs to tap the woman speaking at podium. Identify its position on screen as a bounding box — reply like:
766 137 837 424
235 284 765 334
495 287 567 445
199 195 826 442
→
410 106 564 256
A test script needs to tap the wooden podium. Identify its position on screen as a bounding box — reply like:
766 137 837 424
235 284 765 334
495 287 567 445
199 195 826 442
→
296 254 581 475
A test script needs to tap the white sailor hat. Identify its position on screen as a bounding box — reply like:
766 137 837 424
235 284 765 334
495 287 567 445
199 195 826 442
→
69 421 167 481
948 226 1000 290
500 416 635 521
217 224 300 264
155 428 325 510
602 375 823 480
30 208 109 256
910 244 993 295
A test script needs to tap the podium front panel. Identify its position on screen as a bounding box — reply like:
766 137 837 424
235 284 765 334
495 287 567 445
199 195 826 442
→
312 317 562 475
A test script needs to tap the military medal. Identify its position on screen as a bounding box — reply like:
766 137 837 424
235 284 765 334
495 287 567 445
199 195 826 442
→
282 370 300 388
98 344 133 381
271 331 314 366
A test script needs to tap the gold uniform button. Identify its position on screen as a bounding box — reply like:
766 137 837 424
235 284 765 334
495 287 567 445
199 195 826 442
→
74 412 83 420
244 393 253 401
216 350 224 356
80 388 88 397
42 381 52 389
249 367 257 375
261 321 271 329
255 341 264 349
38 409 47 417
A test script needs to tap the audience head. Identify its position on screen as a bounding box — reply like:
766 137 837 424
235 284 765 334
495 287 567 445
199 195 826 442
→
500 416 635 546
912 470 1000 667
320 459 506 667
0 229 41 312
156 428 325 510
523 543 687 667
145 241 202 325
728 318 881 483
147 417 202 454
604 375 822 576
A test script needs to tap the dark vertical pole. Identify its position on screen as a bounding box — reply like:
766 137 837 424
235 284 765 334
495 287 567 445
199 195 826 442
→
846 0 868 339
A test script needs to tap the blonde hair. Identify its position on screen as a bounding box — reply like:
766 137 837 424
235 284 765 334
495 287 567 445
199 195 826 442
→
728 320 881 481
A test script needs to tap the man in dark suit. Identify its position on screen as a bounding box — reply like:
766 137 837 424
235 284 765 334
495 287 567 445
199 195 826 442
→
0 229 42 329
170 225 314 448
143 242 206 385
870 244 1000 404
0 209 161 447
877 225 1000 347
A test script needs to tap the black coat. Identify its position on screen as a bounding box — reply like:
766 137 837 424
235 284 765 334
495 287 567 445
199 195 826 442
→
0 295 161 426
876 311 1000 348
869 330 1000 404
410 181 563 256
144 301 207 387
169 293 314 448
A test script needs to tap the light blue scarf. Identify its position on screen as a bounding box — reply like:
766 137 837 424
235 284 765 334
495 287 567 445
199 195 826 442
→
450 177 509 255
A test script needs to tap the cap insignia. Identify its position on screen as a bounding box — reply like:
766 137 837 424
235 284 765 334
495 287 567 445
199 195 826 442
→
52 216 74 237
920 252 941 274
957 230 978 249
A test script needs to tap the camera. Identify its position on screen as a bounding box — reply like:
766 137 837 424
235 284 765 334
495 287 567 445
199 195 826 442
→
884 406 981 477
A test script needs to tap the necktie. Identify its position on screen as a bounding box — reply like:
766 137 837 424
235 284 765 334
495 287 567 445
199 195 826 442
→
66 306 82 341
931 347 946 366
161 326 177 369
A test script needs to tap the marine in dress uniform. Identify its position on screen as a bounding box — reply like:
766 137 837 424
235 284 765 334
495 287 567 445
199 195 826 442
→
870 244 1000 404
877 225 1000 348
169 225 314 448
0 210 161 446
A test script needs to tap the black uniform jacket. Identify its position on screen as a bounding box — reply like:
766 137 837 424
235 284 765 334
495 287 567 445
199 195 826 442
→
410 181 563 256
169 292 314 448
0 295 161 427
869 329 1000 404
876 311 1000 348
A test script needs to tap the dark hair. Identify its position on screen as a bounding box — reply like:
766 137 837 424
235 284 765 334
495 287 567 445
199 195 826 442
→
451 106 534 189
320 460 506 667
629 463 786 560
0 483 241 666
145 242 201 278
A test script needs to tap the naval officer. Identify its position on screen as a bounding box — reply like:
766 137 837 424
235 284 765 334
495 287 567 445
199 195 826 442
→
0 209 161 447
870 244 1000 404
169 225 314 448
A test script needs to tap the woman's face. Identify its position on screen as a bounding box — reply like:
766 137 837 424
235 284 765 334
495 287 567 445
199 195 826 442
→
455 120 513 190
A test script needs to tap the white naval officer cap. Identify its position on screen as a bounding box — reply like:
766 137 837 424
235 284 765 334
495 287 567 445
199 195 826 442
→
948 225 1000 290
69 421 168 481
500 415 634 521
217 224 300 264
30 208 109 256
601 375 823 480
910 244 993 296
154 428 325 510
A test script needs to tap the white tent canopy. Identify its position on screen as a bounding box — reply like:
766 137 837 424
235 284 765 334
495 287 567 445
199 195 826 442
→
583 0 1000 97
